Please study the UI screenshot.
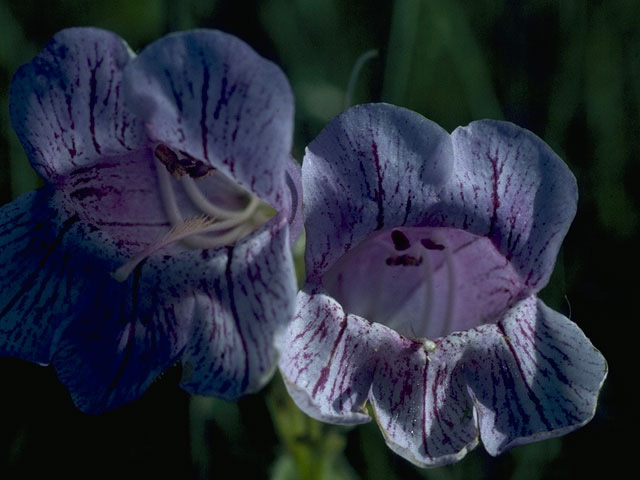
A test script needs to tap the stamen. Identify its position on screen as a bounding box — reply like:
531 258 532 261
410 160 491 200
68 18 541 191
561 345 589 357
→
438 237 457 337
391 229 411 251
173 222 253 250
422 247 434 331
155 144 188 178
116 147 269 281
156 157 261 236
112 212 260 281
181 175 257 220
155 157 185 225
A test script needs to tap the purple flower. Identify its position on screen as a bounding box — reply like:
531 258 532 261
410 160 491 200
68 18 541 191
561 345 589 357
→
278 104 607 466
0 28 301 413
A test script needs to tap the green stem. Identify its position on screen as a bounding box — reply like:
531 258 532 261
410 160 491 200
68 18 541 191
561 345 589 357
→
266 373 351 480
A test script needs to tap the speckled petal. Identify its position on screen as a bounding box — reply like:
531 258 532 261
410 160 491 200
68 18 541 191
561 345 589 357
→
0 189 77 364
369 335 479 467
123 30 294 208
437 121 578 291
464 296 608 455
9 27 146 181
277 285 389 424
53 256 195 413
301 103 453 281
0 189 193 413
56 149 173 250
179 213 297 398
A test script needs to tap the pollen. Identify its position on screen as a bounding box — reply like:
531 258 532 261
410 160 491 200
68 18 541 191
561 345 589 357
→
422 339 437 353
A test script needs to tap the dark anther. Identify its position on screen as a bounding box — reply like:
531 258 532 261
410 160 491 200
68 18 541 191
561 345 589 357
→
154 144 188 178
178 157 197 169
420 238 445 250
178 149 196 159
155 144 178 167
386 255 423 266
154 144 214 179
391 229 411 251
188 161 215 179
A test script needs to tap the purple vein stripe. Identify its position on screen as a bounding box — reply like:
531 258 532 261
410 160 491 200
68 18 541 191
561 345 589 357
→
106 260 146 399
0 215 79 321
371 140 385 230
312 313 348 398
497 321 553 431
225 245 249 391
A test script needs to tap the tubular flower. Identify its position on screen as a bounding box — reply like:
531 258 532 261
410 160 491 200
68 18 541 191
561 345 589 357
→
278 104 607 467
0 27 301 413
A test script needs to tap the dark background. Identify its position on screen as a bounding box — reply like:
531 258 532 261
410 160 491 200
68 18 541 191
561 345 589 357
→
1 1 635 478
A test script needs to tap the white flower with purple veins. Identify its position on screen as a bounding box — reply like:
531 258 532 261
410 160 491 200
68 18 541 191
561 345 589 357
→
0 28 301 413
278 103 607 466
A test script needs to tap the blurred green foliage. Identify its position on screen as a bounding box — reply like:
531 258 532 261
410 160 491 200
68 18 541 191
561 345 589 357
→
1 0 636 479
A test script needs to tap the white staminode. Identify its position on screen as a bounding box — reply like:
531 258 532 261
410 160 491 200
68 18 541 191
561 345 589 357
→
415 234 456 352
422 246 435 331
436 233 456 338
113 154 265 282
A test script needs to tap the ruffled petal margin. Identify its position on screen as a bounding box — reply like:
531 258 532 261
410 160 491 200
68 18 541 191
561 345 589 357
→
278 294 607 465
278 285 479 466
464 296 607 455
369 333 479 467
277 286 377 424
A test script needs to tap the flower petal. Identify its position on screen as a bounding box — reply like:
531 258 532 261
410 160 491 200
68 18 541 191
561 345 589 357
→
0 189 77 363
123 30 294 208
369 335 479 467
52 257 195 413
284 156 303 243
9 27 146 181
56 149 173 250
301 103 453 280
464 296 607 455
439 120 577 291
278 285 386 424
2 191 195 413
179 213 297 398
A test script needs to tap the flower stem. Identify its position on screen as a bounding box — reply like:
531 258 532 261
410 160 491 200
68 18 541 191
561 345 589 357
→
266 373 353 480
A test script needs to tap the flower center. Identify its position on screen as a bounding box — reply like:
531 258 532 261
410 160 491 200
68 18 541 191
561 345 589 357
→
113 144 273 281
322 226 527 342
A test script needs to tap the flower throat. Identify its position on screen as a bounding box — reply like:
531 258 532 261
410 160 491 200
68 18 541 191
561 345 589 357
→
113 144 273 281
